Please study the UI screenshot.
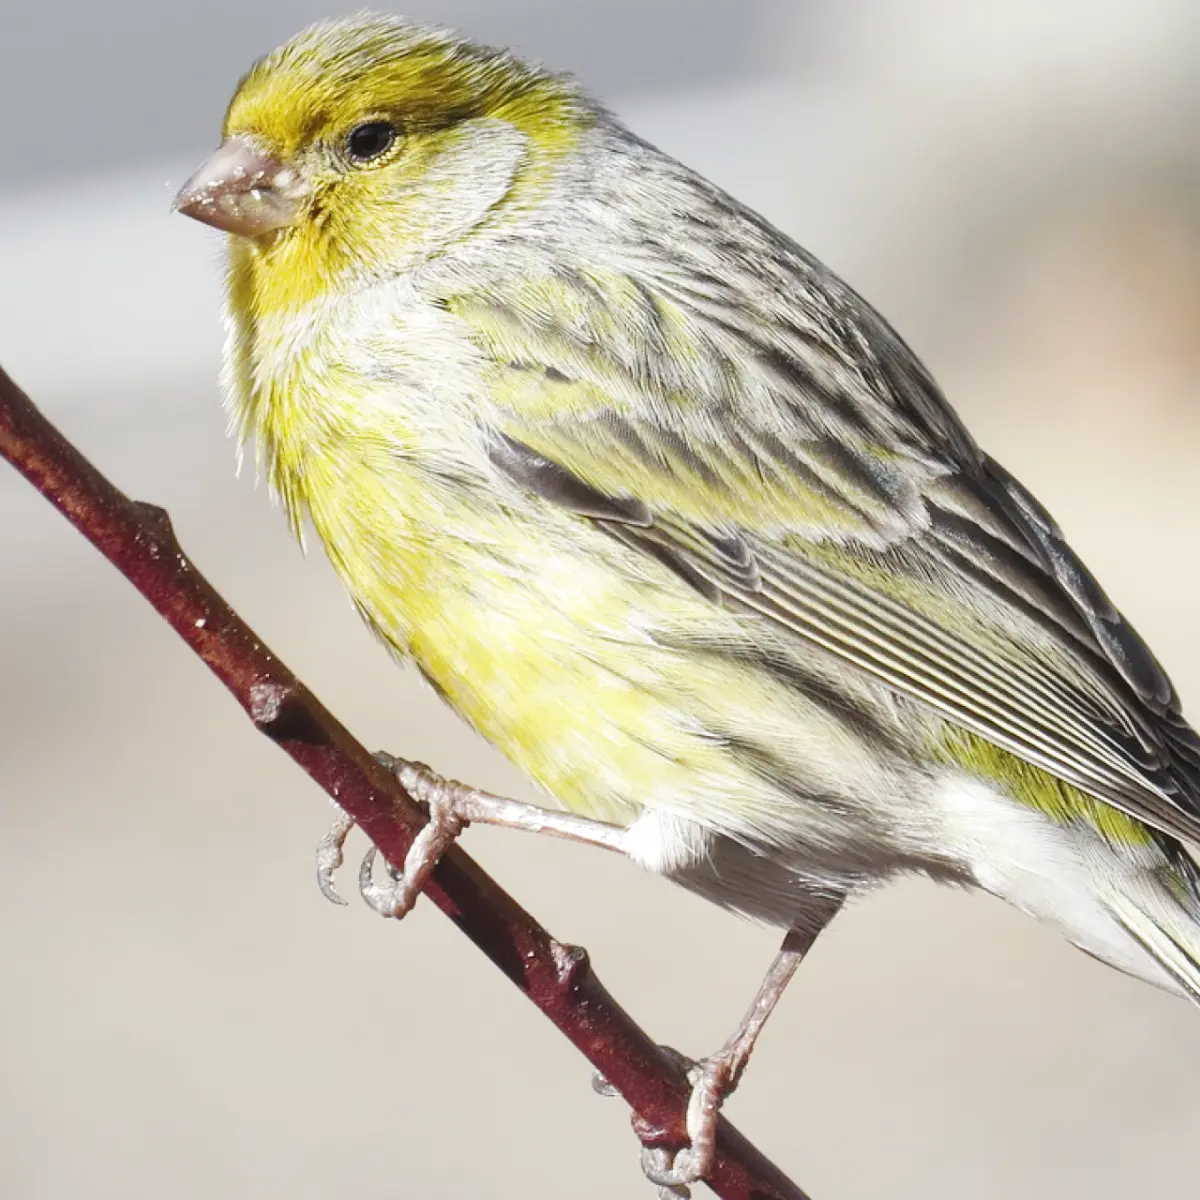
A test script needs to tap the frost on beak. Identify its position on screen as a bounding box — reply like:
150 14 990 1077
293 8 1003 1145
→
174 137 309 236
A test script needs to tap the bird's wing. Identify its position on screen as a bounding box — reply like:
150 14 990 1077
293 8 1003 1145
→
445 261 1200 844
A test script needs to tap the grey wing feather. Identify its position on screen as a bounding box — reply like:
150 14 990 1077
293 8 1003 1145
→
492 421 1200 843
469 219 1200 843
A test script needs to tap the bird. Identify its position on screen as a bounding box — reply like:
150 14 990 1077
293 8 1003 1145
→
175 13 1200 1192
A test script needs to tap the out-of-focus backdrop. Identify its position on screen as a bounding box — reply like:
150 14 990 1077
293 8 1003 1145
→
4 1 1200 1196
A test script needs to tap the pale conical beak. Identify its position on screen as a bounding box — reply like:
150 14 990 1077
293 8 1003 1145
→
174 137 309 237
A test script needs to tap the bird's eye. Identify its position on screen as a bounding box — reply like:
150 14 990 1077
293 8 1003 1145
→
345 120 398 165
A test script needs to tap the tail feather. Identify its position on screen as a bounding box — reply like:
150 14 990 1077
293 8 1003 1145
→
1103 872 1200 1005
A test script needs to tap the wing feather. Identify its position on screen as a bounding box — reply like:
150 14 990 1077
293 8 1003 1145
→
451 260 1200 844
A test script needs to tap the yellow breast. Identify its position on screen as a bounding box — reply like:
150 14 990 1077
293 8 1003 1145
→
227 273 909 850
227 283 678 825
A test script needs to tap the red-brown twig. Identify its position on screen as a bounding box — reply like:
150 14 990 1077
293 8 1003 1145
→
0 363 812 1200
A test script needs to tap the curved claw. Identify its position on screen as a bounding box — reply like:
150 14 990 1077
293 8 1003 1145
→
358 845 424 919
634 1047 728 1193
358 847 397 916
640 1147 694 1198
315 809 356 906
591 1069 620 1098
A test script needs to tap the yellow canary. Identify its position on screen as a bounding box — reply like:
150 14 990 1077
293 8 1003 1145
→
176 14 1200 1189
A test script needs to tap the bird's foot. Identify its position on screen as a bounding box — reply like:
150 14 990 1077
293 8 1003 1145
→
595 1045 737 1198
315 755 471 919
635 1044 743 1197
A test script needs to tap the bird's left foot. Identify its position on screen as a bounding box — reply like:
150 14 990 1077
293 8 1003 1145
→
315 755 472 919
635 1045 746 1198
620 909 845 1196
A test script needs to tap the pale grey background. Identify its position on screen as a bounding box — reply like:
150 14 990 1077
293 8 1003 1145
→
4 2 1200 1197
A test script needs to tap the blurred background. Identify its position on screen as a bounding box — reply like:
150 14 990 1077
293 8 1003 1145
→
4 1 1200 1196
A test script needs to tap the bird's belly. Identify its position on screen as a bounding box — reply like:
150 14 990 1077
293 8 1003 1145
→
327 501 938 887
400 544 749 830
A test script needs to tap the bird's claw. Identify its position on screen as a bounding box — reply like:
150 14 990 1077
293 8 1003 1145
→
594 1042 728 1193
358 846 411 916
640 1146 694 1199
591 1068 620 1098
632 1047 738 1194
315 808 356 905
314 757 470 918
357 836 435 917
355 757 470 919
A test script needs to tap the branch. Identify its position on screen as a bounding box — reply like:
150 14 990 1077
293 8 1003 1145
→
0 363 812 1200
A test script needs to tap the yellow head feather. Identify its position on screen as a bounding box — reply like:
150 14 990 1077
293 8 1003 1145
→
221 14 592 314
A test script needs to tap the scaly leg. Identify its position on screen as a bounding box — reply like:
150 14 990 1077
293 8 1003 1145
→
316 755 628 915
642 894 845 1196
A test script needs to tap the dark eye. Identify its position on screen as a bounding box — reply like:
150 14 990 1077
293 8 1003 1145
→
345 120 398 164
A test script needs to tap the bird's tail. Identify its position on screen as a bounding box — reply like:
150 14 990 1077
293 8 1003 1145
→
1102 849 1200 1004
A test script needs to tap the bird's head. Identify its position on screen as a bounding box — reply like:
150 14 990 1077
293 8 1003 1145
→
175 14 593 310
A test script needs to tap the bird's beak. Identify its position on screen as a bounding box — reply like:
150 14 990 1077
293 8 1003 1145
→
173 137 309 237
